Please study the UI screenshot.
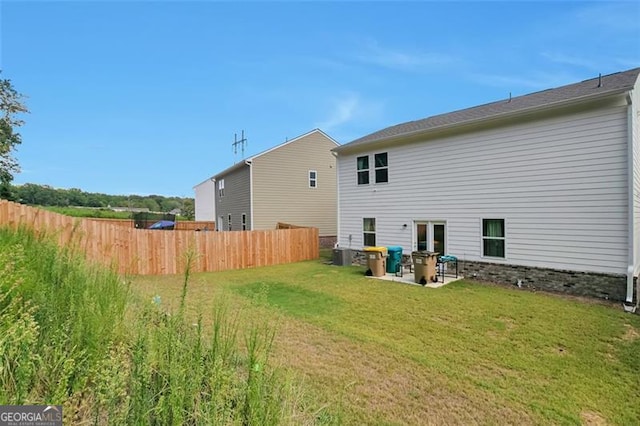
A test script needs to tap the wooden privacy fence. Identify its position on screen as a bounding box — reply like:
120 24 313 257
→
89 218 216 231
87 218 134 228
175 221 216 231
0 200 318 275
276 222 306 229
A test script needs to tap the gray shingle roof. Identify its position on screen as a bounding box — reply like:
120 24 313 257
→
336 67 640 151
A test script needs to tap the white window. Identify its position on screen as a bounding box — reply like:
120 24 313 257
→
309 170 317 188
228 214 232 231
482 219 505 258
374 152 388 183
242 213 247 231
218 179 225 197
357 156 369 185
363 218 376 246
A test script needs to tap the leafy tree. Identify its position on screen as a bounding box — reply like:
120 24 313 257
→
142 198 160 212
67 188 88 206
0 181 14 200
182 199 195 220
159 198 181 213
0 73 28 198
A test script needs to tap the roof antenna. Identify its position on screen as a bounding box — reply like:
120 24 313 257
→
508 92 512 103
232 130 247 163
598 73 602 88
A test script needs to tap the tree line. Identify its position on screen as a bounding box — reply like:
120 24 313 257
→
1 71 28 198
7 182 194 214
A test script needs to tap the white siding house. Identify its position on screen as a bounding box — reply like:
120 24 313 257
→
334 68 640 303
193 178 215 221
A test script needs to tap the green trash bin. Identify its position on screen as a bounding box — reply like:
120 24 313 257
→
386 246 403 274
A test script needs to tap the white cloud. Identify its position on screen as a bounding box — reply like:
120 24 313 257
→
541 52 640 73
355 39 455 71
615 57 640 69
469 71 582 92
540 52 599 70
315 93 384 137
316 94 360 131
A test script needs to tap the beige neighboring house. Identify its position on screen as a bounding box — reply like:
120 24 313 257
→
206 128 339 240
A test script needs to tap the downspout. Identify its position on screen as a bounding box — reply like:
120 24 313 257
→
332 151 340 247
209 177 220 231
246 160 253 230
625 91 635 304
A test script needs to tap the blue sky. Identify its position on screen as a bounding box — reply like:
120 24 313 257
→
2 1 639 197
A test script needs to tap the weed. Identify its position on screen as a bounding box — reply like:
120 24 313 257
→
0 226 306 424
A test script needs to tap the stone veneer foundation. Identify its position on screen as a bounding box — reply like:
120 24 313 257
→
349 250 630 302
459 260 628 302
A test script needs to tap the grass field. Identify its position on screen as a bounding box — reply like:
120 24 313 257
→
42 206 135 219
0 227 306 424
42 206 189 220
133 254 640 425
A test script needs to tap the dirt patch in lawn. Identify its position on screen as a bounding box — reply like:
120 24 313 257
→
621 324 639 342
271 318 535 425
580 410 607 425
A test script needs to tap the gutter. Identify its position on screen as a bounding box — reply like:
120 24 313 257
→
209 177 219 231
246 160 253 231
209 177 216 227
332 151 340 248
625 91 637 305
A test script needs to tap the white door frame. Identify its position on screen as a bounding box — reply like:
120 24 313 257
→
413 220 447 254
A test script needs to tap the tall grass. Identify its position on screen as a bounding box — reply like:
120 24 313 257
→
0 226 303 424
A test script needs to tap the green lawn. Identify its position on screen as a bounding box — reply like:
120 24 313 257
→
133 257 640 425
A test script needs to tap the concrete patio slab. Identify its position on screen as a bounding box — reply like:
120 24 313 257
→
367 270 464 288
